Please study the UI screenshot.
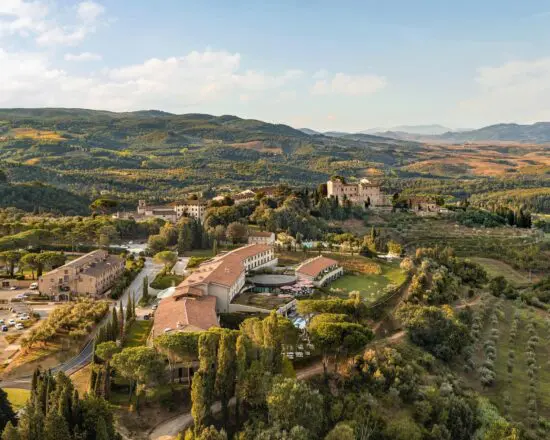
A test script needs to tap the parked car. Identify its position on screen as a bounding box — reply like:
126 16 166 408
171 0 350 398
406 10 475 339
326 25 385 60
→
0 319 4 324
29 283 38 290
143 314 151 320
1 326 7 332
8 319 16 326
9 286 18 291
18 316 29 321
15 323 24 330
151 304 158 311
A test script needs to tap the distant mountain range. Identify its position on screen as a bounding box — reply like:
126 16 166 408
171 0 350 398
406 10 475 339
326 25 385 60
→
300 122 550 144
363 124 454 136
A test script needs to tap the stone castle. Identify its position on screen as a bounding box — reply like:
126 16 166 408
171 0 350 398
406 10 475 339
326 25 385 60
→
327 177 389 208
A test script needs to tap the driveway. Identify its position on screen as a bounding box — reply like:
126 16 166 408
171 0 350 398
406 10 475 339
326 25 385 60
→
172 257 189 276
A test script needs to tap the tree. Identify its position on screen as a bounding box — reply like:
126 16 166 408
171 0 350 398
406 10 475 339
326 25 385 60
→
148 234 168 254
215 331 236 427
325 423 355 440
1 422 19 440
95 416 110 440
308 313 373 374
37 252 66 275
0 251 21 277
191 372 209 434
20 253 40 279
95 341 121 398
0 389 15 433
44 410 71 440
397 304 471 361
142 276 150 304
266 378 324 436
226 222 248 244
111 307 119 341
90 198 118 215
154 251 178 271
111 346 165 410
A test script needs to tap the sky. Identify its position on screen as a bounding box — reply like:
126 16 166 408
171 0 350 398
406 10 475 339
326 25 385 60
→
1 0 550 131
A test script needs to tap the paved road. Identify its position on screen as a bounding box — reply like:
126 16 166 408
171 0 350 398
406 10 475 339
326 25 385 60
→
0 258 162 389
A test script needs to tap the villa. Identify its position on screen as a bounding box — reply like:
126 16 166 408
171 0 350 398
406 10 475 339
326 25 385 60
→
38 250 125 299
296 255 344 287
248 230 276 245
135 199 208 223
152 244 278 338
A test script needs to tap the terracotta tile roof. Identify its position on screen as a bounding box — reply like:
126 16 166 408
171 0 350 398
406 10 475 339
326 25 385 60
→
81 255 124 277
176 244 273 290
296 256 340 278
153 295 218 335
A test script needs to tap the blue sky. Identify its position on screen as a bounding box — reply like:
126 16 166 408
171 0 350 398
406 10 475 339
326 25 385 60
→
1 0 549 131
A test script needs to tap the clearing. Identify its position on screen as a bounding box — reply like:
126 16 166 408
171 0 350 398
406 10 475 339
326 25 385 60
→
5 388 30 410
469 257 532 286
329 259 406 302
124 320 153 348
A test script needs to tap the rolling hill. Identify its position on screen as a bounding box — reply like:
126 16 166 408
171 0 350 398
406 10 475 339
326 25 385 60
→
1 108 550 214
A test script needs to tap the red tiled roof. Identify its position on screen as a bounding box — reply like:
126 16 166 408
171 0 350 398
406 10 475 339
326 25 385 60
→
296 256 340 278
176 244 273 289
153 295 218 335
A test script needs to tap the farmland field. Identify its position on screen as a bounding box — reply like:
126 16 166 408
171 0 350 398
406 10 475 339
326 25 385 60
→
469 257 532 286
457 299 550 426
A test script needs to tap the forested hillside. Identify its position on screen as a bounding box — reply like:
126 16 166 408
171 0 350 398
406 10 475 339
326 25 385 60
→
2 109 550 214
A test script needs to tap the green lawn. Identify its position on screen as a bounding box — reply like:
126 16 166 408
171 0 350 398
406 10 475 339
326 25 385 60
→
469 257 532 286
4 388 30 410
150 273 184 289
329 260 406 302
124 320 153 347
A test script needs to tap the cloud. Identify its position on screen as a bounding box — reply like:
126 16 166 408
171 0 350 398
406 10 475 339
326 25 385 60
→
0 49 303 111
0 0 49 36
64 51 102 61
0 0 105 46
77 1 105 23
311 72 387 96
459 57 550 123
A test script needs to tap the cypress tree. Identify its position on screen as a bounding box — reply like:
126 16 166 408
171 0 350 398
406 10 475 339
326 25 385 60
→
1 422 19 440
125 295 133 324
111 307 118 341
44 410 71 440
95 416 110 440
0 388 15 433
215 332 236 427
119 300 124 337
142 276 149 305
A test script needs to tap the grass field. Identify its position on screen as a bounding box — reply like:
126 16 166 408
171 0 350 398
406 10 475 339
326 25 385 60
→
124 320 153 347
329 259 406 302
469 257 532 286
4 388 30 410
70 364 91 395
